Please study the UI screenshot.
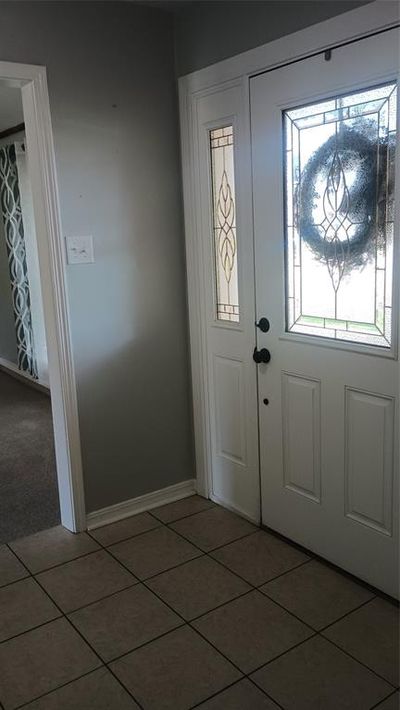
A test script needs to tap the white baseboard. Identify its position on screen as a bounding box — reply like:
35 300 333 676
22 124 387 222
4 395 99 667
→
87 478 197 530
0 357 50 394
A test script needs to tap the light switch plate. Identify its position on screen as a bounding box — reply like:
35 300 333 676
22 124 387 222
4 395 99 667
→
65 235 94 264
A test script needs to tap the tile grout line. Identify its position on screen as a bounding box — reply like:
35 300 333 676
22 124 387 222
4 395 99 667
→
259 586 377 636
188 676 287 710
32 514 397 695
166 523 260 553
316 632 399 690
315 595 377 633
13 668 111 710
2 502 398 709
5 543 103 576
148 500 216 525
90 524 287 708
6 542 146 710
92 526 316 709
88 521 163 547
103 517 399 694
0 576 142 648
369 689 399 709
260 525 399 607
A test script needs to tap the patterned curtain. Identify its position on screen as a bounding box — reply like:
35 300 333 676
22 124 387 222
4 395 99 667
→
0 144 37 378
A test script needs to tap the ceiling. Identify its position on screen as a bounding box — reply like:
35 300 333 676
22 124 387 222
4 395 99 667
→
0 85 24 134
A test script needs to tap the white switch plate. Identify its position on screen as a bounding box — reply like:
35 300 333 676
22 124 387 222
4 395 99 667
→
65 235 94 264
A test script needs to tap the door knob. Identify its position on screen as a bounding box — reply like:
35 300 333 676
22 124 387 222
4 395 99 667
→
253 347 271 364
255 317 270 333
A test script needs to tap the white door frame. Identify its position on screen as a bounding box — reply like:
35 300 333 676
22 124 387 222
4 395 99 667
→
179 0 400 499
0 60 86 532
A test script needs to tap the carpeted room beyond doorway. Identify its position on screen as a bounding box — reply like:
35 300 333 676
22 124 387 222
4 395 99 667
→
0 370 60 543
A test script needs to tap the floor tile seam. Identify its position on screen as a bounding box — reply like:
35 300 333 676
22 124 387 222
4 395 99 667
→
259 585 377 634
315 630 398 689
148 503 216 526
246 675 287 710
12 667 108 710
98 565 250 677
92 506 396 608
33 572 146 710
369 689 400 710
183 588 258 623
89 520 208 558
4 543 32 575
0 573 32 592
98 619 188 666
10 548 102 577
166 525 260 554
253 558 325 589
136 552 210 583
84 526 316 640
260 526 400 605
187 676 287 710
0 610 64 648
211 556 314 590
314 595 378 633
221 584 318 635
187 678 245 710
35 547 139 580
88 534 205 609
0 570 144 644
86 522 163 548
63 579 141 616
18 572 111 682
202 550 264 588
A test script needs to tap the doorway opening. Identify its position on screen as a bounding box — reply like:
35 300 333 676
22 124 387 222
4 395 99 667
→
0 84 61 541
0 61 86 537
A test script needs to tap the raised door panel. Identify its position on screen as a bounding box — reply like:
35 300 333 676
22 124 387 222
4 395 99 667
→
345 387 394 536
282 372 321 503
213 355 246 466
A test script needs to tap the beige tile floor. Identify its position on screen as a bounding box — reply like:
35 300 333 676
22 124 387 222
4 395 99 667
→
0 496 398 709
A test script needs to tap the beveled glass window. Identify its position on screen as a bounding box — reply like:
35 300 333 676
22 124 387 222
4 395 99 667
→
210 126 239 322
284 82 397 348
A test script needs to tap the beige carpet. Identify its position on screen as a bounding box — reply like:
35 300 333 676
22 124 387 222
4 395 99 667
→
0 370 60 543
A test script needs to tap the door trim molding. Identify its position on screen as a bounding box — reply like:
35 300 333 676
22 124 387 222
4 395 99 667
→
0 60 86 532
179 1 399 499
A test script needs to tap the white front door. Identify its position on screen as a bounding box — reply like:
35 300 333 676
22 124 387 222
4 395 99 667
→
251 30 399 597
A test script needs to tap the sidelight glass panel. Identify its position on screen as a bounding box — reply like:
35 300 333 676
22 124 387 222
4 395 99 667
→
210 126 239 322
284 82 397 348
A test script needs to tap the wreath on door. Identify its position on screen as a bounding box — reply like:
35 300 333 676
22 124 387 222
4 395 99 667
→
297 126 394 274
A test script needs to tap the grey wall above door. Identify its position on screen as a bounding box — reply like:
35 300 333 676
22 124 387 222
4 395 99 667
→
173 0 374 76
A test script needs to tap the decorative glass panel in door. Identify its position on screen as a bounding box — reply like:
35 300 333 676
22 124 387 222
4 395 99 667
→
284 83 397 348
210 126 239 322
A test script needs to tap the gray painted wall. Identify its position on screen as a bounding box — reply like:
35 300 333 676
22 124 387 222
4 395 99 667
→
0 215 17 364
174 0 373 76
0 2 193 512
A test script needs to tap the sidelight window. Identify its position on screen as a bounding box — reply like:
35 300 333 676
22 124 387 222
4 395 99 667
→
210 126 240 323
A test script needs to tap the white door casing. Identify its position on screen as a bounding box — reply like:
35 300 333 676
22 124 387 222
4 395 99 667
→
251 29 399 597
